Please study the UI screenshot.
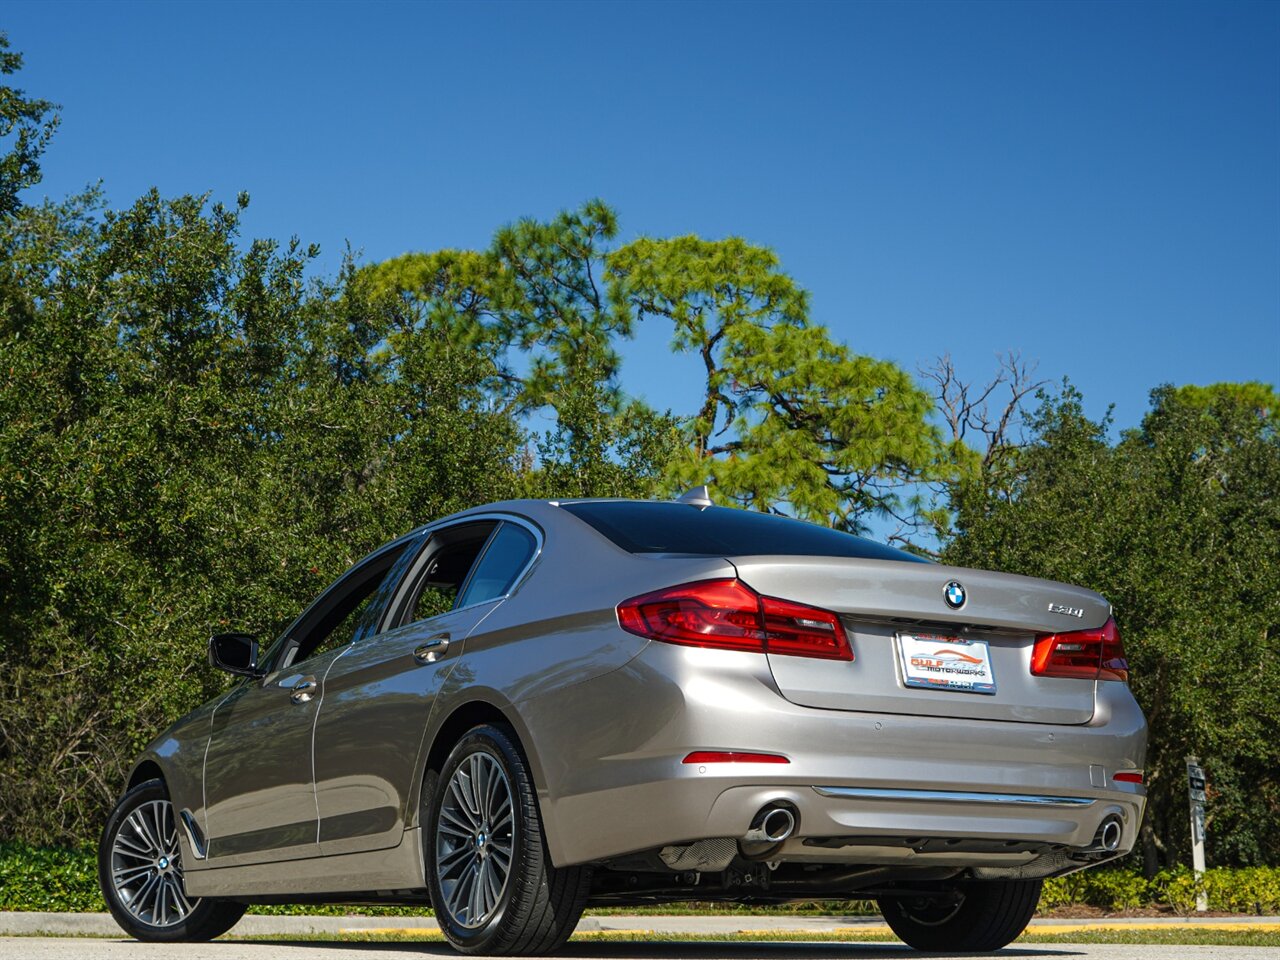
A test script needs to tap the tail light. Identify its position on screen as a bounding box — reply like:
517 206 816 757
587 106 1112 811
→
1031 616 1128 681
617 578 852 661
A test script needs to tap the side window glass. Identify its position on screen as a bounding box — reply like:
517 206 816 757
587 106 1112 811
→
306 588 378 662
456 523 537 608
277 544 409 671
400 523 496 625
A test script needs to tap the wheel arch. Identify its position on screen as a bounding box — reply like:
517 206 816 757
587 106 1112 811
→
413 695 551 833
127 758 167 792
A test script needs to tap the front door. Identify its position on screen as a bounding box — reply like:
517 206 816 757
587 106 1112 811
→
201 539 413 866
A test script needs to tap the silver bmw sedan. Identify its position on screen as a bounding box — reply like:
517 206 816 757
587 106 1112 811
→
98 491 1147 954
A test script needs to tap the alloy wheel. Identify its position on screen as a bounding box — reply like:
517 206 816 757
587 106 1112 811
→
108 798 197 927
435 751 515 928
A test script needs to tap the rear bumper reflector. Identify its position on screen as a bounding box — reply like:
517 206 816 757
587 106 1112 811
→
813 786 1096 807
683 751 790 764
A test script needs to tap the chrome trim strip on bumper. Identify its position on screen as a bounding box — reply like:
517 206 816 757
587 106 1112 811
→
813 786 1096 807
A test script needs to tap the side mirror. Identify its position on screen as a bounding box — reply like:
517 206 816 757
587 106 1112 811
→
209 633 263 678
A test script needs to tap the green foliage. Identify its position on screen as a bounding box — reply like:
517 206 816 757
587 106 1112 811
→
0 188 526 844
362 201 678 499
1175 866 1280 915
1041 866 1280 915
946 382 1280 868
370 208 947 531
0 843 103 912
0 31 59 218
609 235 948 534
1041 867 1153 912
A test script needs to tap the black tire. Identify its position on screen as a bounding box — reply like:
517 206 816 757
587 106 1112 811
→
878 879 1042 952
98 779 246 942
424 723 591 955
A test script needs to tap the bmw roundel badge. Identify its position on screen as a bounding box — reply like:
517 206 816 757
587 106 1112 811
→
944 580 966 609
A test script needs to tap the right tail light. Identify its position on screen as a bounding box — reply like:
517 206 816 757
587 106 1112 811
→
1031 616 1128 682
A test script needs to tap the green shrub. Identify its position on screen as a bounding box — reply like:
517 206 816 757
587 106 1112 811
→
1040 874 1083 910
0 843 104 912
1154 866 1280 915
1042 869 1149 911
1084 870 1152 911
1035 866 1280 916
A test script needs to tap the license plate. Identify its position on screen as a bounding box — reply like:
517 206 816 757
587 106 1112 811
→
897 633 997 695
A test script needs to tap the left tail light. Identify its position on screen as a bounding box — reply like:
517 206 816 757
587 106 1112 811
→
1030 616 1128 682
617 578 853 661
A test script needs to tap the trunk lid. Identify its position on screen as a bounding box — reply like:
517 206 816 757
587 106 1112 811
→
731 556 1108 725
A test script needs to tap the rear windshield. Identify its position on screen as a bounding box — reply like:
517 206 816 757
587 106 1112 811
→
559 501 926 563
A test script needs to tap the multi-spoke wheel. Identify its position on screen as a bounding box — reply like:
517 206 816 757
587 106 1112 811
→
108 797 194 926
436 751 515 927
98 779 245 942
425 724 591 955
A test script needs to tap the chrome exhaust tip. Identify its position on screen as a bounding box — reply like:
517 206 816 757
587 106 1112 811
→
744 805 796 844
1095 816 1123 852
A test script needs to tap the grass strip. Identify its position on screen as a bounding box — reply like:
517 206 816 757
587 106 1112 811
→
217 927 1280 947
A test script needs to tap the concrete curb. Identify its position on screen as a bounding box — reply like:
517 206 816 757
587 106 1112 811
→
1 912 1277 938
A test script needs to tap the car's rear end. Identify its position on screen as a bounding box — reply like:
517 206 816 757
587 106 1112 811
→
523 499 1146 949
680 554 1146 873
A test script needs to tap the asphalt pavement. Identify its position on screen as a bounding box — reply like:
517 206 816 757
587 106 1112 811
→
1 938 1277 960
2 914 1278 960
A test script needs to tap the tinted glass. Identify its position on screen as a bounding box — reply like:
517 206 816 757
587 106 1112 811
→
309 588 379 661
407 526 496 622
560 502 926 563
457 523 538 607
274 540 411 671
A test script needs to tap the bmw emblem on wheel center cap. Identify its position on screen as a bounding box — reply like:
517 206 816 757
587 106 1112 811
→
944 580 966 609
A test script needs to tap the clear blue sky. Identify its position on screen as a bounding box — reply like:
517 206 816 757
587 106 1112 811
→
7 0 1279 432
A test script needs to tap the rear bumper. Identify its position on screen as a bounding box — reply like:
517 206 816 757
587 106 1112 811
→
517 641 1147 869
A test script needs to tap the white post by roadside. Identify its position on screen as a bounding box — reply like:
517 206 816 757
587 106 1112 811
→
1186 756 1208 913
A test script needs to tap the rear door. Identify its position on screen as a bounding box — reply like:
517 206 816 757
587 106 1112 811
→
733 556 1107 725
312 517 541 856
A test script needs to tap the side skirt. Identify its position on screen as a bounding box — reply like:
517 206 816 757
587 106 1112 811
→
184 827 425 898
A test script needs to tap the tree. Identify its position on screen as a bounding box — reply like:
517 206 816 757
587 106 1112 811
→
0 32 59 218
368 205 949 535
610 235 949 537
0 188 526 844
944 381 1280 870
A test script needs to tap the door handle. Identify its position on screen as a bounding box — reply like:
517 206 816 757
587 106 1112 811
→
414 635 451 664
289 676 318 704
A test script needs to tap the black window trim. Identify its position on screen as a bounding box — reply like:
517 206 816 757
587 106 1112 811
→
260 530 424 677
377 512 544 632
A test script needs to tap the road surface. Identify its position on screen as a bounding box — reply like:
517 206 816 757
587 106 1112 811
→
1 939 1276 959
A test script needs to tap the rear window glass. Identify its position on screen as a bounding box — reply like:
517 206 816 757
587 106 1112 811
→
457 522 538 607
559 502 926 563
